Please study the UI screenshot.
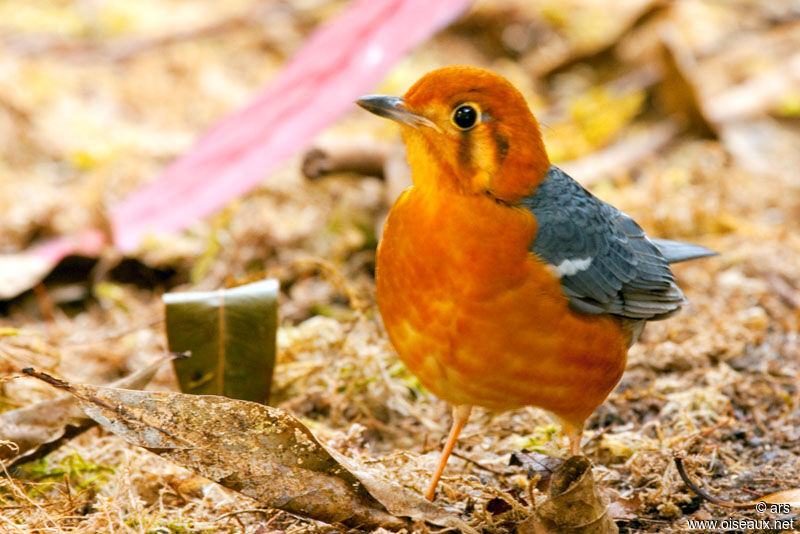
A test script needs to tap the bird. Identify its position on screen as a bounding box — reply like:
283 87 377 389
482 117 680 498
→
356 66 715 501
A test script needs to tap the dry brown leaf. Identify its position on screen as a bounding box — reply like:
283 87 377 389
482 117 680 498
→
657 15 800 178
326 449 480 533
0 253 57 301
0 394 86 464
520 456 618 534
23 369 477 533
559 120 679 186
606 495 641 521
510 0 664 77
0 354 172 466
657 23 716 136
758 488 800 507
510 450 564 491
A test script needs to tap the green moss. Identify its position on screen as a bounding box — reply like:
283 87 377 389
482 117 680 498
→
388 360 425 399
519 423 560 453
12 453 115 498
141 518 217 534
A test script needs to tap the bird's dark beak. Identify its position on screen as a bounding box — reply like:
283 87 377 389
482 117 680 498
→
356 95 437 130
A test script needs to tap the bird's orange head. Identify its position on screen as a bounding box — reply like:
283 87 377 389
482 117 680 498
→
357 66 550 203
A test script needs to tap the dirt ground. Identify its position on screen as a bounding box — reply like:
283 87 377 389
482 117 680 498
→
1 1 799 533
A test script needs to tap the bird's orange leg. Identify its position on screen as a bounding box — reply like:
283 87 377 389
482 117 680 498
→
562 420 585 456
425 404 472 501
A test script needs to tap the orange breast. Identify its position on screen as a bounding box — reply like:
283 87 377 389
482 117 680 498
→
376 186 628 426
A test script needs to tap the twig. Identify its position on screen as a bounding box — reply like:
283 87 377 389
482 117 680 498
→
701 415 733 437
673 452 755 508
302 146 388 180
216 508 271 522
451 451 515 477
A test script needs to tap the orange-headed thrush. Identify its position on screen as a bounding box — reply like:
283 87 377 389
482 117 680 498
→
356 66 715 501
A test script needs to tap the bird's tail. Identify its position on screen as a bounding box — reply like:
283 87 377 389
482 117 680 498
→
650 238 717 263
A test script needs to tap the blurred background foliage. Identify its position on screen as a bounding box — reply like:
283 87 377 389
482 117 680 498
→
1 1 799 533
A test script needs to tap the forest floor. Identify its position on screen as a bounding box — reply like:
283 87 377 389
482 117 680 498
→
1 1 799 532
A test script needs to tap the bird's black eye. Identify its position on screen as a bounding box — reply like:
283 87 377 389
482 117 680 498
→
452 104 478 130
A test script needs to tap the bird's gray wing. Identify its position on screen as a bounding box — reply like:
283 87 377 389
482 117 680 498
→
520 166 688 320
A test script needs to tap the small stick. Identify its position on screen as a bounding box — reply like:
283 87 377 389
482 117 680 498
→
21 367 74 391
673 452 755 509
302 146 388 179
450 451 515 477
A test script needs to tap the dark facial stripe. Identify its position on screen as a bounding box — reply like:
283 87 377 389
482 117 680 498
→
491 128 510 166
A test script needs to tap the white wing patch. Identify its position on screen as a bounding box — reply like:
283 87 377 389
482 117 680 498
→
553 257 593 277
